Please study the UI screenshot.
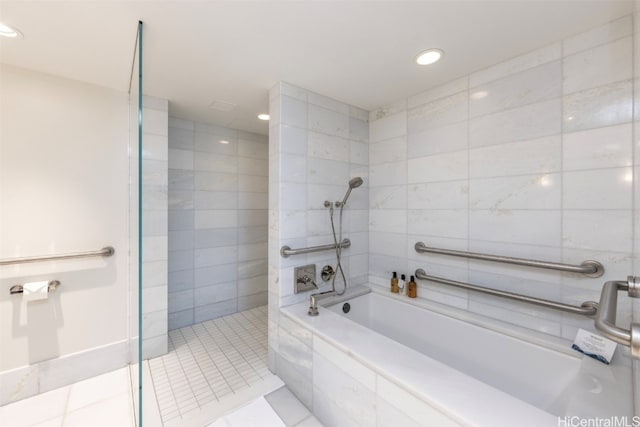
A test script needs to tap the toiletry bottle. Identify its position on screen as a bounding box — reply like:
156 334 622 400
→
391 272 399 293
399 274 406 295
407 275 417 298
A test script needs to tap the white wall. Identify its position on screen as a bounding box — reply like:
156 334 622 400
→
167 117 268 329
368 15 634 343
0 64 131 402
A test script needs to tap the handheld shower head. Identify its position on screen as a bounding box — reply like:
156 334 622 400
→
349 177 364 189
339 177 364 207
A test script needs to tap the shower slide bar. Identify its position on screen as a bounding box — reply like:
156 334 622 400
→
414 268 599 316
280 239 350 258
414 242 604 277
0 246 115 266
10 280 60 295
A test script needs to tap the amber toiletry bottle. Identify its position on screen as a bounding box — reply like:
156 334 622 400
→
407 275 417 298
391 272 399 293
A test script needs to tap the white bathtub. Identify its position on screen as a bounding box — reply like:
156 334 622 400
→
281 285 633 426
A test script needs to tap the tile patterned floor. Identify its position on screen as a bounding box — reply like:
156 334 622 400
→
149 305 273 425
0 305 288 427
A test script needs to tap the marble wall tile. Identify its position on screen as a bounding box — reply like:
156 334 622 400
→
408 92 468 134
563 37 632 95
470 60 561 118
470 99 561 148
563 168 632 209
469 136 561 178
370 111 406 143
469 174 560 210
168 119 268 327
470 43 561 87
408 209 468 239
370 185 408 209
563 80 632 133
408 150 468 183
563 210 632 253
409 180 468 210
563 123 632 170
563 15 632 56
369 161 407 187
369 136 407 165
469 210 561 246
407 122 468 159
409 76 469 109
313 350 376 427
308 131 349 162
308 104 349 138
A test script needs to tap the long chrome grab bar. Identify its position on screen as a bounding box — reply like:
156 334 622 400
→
0 246 115 266
281 239 350 258
594 277 640 357
414 268 598 316
415 242 604 277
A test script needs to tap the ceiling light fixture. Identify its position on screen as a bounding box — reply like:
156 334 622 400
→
258 114 270 121
415 48 443 65
0 22 23 38
219 140 230 145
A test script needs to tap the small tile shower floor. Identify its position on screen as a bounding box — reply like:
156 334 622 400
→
149 305 283 426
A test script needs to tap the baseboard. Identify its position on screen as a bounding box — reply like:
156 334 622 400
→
0 339 130 406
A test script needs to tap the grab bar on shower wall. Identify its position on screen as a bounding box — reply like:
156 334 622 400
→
0 246 115 266
414 268 599 316
280 239 350 258
414 242 604 277
594 277 640 357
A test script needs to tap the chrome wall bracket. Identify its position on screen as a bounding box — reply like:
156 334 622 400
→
594 276 640 359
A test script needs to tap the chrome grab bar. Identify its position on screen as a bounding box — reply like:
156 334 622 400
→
414 268 598 316
280 239 350 258
0 246 115 266
595 277 640 357
415 242 604 277
10 280 60 295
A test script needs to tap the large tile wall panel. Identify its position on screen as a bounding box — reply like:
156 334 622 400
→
168 119 268 329
369 15 636 349
269 82 370 400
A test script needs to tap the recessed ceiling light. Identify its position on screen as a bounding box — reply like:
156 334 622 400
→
219 140 230 145
0 22 23 39
258 114 270 121
415 49 443 65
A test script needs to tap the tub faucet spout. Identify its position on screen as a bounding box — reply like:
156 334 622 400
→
308 289 336 316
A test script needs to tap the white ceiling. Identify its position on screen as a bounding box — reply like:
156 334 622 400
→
0 1 634 135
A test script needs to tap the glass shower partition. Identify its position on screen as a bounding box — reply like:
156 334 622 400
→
129 20 171 426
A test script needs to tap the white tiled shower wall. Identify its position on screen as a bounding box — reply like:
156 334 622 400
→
369 14 636 343
268 82 370 406
268 12 640 417
167 118 268 330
